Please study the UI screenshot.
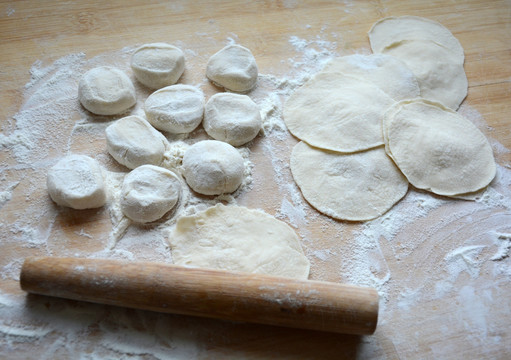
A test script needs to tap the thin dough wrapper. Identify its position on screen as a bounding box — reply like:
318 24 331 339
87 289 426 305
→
291 142 408 221
169 204 310 279
383 99 496 196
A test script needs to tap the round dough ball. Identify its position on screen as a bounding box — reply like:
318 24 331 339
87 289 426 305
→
78 66 136 115
383 99 496 196
120 165 182 223
144 84 204 134
105 115 167 169
182 140 244 195
203 93 262 146
206 44 258 92
291 142 408 221
131 43 185 90
47 154 106 209
169 204 310 279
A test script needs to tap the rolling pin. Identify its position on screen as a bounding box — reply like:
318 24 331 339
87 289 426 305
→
20 257 379 335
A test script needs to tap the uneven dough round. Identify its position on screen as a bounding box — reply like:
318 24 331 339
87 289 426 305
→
291 142 408 221
182 140 244 195
322 54 420 101
120 165 182 223
368 15 464 62
144 84 204 134
169 204 310 279
203 93 262 146
105 115 167 169
383 99 496 196
47 154 106 210
284 72 395 153
383 39 467 110
131 43 185 90
206 44 258 92
78 66 136 115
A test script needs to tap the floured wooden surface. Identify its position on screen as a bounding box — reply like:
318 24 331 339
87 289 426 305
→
1 1 510 358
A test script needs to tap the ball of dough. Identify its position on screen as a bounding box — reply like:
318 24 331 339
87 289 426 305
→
78 66 136 115
203 93 262 146
144 84 205 134
131 43 185 90
120 165 182 223
47 154 106 209
182 140 244 195
206 44 258 92
105 115 167 169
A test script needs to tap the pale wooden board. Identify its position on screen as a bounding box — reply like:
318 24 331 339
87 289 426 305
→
1 0 510 358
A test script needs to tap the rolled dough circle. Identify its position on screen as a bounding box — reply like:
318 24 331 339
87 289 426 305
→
78 66 136 115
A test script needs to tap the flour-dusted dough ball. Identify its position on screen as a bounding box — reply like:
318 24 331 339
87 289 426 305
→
182 140 244 195
383 99 496 196
47 155 106 210
169 204 310 279
144 84 205 134
206 44 258 92
203 93 262 146
284 72 395 153
131 43 185 90
291 142 408 221
120 165 182 223
105 115 167 169
78 66 136 115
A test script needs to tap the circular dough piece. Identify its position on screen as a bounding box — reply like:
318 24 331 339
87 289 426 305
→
120 165 182 223
182 140 244 195
283 72 395 153
368 15 464 62
47 154 106 210
291 142 408 221
144 84 205 134
105 115 167 169
169 203 310 279
78 66 136 115
131 43 185 90
203 93 262 146
383 99 496 196
322 54 420 101
206 44 258 92
382 39 467 110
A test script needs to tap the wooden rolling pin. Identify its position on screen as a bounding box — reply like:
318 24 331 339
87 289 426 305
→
20 257 379 335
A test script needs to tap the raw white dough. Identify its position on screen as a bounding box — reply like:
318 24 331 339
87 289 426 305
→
144 84 204 134
322 54 420 101
47 154 106 209
105 115 167 169
182 140 244 195
203 93 262 146
120 165 182 223
78 66 136 115
206 44 258 92
169 204 310 279
131 43 185 89
383 39 467 110
368 16 464 62
283 72 395 153
383 99 496 196
291 142 408 221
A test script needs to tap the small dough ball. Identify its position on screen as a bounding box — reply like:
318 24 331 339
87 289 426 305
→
203 93 262 146
105 115 167 169
78 66 136 115
47 154 106 209
145 84 205 134
206 44 258 92
182 140 244 195
120 165 182 223
131 43 185 90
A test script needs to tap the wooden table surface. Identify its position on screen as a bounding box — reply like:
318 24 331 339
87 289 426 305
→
1 1 510 358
